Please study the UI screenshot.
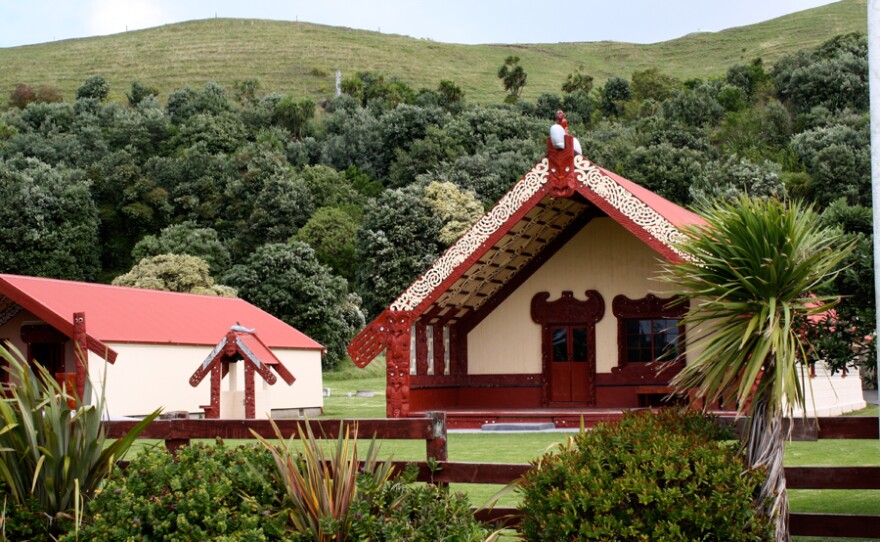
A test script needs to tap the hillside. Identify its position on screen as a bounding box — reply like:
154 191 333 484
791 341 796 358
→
0 0 867 105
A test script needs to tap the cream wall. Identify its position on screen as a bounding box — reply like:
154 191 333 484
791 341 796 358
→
91 343 324 418
467 217 671 375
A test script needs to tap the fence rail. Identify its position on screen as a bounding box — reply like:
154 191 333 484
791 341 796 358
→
104 413 880 539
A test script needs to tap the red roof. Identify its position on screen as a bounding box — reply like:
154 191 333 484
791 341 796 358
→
0 274 323 354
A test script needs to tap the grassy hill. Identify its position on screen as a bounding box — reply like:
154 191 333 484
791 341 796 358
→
0 0 866 105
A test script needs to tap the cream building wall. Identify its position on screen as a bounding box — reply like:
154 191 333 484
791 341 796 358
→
467 217 672 375
92 343 324 418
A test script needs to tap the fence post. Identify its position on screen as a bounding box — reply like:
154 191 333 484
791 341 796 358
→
426 411 448 462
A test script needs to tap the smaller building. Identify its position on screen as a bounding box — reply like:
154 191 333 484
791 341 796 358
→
0 274 324 418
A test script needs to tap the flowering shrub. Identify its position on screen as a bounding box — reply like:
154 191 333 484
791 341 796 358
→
516 408 772 541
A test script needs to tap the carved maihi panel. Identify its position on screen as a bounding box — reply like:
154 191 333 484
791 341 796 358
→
531 290 605 325
390 159 550 312
573 156 687 259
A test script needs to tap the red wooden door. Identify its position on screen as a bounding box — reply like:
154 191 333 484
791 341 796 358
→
549 326 590 403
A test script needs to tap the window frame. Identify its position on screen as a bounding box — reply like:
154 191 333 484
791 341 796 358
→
612 294 687 370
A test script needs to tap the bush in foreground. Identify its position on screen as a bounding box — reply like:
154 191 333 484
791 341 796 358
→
516 408 772 541
62 442 288 541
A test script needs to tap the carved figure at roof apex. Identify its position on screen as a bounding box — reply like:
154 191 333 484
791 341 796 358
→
550 110 582 155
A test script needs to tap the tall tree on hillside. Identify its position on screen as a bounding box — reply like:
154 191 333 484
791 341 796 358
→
497 56 527 103
662 197 851 541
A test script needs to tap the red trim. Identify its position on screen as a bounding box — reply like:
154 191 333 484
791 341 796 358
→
208 362 221 419
348 309 389 367
573 180 683 262
415 322 428 375
432 324 445 376
612 294 687 370
546 135 577 198
411 373 542 388
245 362 256 419
73 312 87 399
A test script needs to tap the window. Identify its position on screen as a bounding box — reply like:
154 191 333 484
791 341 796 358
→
623 318 682 363
552 326 588 362
613 294 687 367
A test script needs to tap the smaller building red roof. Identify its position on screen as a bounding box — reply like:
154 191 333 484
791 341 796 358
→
0 274 323 352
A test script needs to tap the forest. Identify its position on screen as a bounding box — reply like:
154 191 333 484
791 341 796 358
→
0 32 871 375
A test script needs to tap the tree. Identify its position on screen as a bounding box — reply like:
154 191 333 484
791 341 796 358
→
131 222 232 276
0 157 100 281
437 80 465 110
112 253 236 297
233 78 261 104
274 96 315 139
223 242 365 369
126 81 159 106
76 75 110 101
9 83 36 109
662 196 851 541
599 76 631 117
631 68 680 102
561 67 593 94
296 206 359 282
497 56 527 103
355 185 442 318
422 181 484 245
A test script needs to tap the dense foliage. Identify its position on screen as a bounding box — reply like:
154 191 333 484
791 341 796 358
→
62 442 289 541
65 436 488 542
0 32 870 372
0 345 159 540
517 409 772 541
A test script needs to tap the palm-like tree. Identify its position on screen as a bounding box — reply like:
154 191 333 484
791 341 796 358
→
662 196 852 542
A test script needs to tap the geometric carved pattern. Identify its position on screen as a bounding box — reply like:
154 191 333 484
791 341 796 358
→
348 311 389 368
573 155 688 260
389 159 550 312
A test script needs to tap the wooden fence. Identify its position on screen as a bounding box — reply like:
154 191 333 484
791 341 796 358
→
105 413 880 539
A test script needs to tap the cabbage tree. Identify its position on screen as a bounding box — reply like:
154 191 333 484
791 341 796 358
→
662 196 851 541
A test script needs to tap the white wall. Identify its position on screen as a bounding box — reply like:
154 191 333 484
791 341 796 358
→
794 362 867 417
91 343 323 418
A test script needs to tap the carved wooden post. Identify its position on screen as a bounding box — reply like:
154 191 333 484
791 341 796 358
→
415 322 428 375
72 312 88 400
385 311 413 418
244 361 256 419
433 324 445 376
207 362 222 419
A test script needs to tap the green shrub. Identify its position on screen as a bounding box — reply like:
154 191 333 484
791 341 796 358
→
63 441 288 541
348 467 490 542
516 408 772 541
